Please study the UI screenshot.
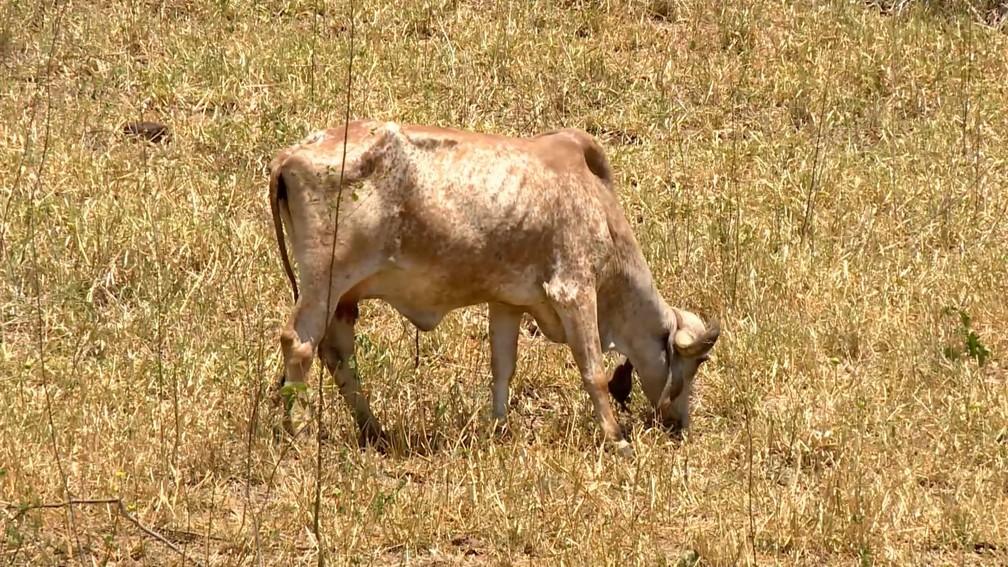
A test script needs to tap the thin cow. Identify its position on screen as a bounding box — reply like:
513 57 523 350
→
268 120 719 456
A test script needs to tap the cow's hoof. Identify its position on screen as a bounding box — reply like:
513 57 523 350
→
317 420 331 442
489 416 509 436
358 425 390 452
271 417 296 443
613 439 635 459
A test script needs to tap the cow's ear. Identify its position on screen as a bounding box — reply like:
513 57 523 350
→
608 356 633 407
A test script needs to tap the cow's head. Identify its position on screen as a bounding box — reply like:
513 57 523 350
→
610 309 719 431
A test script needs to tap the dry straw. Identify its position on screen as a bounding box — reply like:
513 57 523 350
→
1 0 1006 565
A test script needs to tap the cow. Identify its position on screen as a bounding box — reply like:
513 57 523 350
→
267 120 720 456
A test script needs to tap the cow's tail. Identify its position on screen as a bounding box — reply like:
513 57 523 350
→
268 123 411 305
269 159 299 302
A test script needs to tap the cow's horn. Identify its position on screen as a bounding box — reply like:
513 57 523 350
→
673 320 721 358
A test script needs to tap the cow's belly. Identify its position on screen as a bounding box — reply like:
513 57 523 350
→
347 265 548 332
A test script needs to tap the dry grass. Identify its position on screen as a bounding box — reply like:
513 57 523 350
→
2 0 1007 564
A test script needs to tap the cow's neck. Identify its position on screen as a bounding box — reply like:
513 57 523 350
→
598 259 673 370
592 207 675 376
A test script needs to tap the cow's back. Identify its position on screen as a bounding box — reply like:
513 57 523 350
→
277 121 625 310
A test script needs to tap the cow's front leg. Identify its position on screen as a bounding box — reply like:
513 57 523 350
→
553 289 631 457
488 303 522 429
317 300 386 448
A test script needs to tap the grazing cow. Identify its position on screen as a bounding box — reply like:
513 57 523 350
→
268 120 719 456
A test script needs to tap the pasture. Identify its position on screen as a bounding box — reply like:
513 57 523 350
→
2 0 1007 564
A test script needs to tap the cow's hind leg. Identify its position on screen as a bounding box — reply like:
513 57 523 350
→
488 303 522 429
273 259 374 437
274 297 329 436
317 300 386 447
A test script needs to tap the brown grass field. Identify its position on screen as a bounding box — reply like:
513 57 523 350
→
2 0 1007 564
